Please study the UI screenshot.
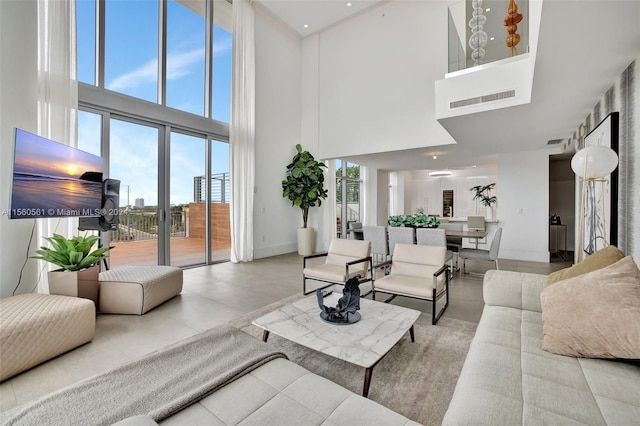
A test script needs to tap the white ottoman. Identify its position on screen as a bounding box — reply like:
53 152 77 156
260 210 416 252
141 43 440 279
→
0 294 95 381
98 266 183 315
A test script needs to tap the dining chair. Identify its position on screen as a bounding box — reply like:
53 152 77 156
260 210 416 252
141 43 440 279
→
415 228 455 275
348 221 364 240
459 227 502 274
439 222 463 254
363 225 388 263
387 227 415 255
466 216 486 247
467 216 486 231
372 243 449 325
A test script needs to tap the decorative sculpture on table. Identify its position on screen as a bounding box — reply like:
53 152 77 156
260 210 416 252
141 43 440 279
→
504 0 523 57
316 276 361 324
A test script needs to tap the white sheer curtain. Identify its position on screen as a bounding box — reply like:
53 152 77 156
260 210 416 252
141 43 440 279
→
35 0 78 292
229 0 255 263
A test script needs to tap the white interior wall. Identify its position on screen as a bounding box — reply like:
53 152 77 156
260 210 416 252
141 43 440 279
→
0 1 39 297
314 0 456 160
498 150 550 262
253 6 307 258
408 166 498 218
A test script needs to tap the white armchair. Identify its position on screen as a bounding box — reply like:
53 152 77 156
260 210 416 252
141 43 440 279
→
372 243 449 325
302 239 373 296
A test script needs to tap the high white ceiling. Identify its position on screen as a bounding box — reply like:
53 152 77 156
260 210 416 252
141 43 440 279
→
256 0 640 172
257 0 386 37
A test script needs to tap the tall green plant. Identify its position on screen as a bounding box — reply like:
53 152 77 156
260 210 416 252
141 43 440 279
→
32 234 111 271
282 144 328 228
470 183 497 207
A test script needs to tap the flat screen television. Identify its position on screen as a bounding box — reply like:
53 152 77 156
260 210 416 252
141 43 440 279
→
9 128 104 219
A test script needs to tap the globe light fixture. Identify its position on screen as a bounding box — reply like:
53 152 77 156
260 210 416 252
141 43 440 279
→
570 145 618 178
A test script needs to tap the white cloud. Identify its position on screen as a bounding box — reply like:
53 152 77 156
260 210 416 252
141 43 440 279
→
166 48 205 80
107 48 206 92
108 59 158 92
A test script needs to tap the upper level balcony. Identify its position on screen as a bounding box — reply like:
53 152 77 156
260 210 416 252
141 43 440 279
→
435 0 540 121
448 0 530 74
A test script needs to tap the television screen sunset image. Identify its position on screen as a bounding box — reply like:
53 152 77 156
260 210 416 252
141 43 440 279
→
10 129 104 219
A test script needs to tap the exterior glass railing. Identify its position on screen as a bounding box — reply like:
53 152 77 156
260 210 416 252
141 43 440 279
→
448 0 529 73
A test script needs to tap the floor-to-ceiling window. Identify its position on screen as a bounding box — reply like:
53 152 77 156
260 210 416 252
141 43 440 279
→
76 0 232 267
336 160 362 238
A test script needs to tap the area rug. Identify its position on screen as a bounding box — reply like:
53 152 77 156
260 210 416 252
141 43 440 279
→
228 294 478 426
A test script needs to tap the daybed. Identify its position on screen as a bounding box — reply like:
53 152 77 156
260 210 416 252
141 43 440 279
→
442 255 640 425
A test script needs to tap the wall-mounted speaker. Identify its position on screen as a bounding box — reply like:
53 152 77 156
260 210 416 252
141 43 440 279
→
79 179 121 232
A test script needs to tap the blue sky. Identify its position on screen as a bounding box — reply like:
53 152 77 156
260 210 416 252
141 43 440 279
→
76 0 232 206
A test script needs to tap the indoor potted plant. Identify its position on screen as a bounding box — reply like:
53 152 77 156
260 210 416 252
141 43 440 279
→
282 144 328 255
31 233 111 305
388 214 440 228
470 183 497 220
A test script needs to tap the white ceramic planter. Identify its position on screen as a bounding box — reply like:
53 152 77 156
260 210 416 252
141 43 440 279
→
486 206 494 221
297 227 315 256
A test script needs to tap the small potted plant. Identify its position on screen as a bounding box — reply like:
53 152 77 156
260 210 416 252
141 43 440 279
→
282 144 328 255
32 233 111 305
470 183 497 220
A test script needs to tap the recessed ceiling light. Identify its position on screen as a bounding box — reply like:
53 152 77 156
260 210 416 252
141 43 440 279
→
347 2 353 7
485 7 491 12
433 155 437 159
429 171 452 177
303 24 309 28
490 36 495 41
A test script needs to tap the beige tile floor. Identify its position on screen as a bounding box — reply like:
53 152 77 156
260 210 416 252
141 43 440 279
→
0 253 571 412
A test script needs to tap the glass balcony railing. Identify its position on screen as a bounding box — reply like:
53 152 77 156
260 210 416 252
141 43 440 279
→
448 0 529 73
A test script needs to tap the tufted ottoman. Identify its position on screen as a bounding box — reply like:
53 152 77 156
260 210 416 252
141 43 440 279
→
0 293 95 382
98 266 183 315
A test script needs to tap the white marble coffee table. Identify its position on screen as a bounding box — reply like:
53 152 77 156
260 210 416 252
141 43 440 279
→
252 293 421 397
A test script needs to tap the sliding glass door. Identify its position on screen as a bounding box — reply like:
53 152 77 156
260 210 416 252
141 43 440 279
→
108 118 160 266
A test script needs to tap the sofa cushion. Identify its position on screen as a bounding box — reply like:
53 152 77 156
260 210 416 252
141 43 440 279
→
540 256 640 359
160 358 420 426
547 245 625 284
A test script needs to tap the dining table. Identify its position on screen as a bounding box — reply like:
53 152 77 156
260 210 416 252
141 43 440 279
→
445 229 488 249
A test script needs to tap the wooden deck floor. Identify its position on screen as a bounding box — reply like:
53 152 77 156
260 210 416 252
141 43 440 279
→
109 237 230 267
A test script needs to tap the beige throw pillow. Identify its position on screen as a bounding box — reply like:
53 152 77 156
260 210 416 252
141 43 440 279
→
547 245 625 285
540 256 640 359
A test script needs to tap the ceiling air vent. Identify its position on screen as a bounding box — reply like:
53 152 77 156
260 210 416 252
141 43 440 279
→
450 89 516 109
547 139 563 145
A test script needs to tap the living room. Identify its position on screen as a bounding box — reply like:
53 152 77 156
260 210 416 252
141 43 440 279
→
1 0 639 425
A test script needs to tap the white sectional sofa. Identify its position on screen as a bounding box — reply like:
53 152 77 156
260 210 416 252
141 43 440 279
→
1 324 420 426
442 269 640 425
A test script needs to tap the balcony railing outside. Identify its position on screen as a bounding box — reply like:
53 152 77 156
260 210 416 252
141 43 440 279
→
448 0 529 73
194 172 230 203
112 209 187 242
